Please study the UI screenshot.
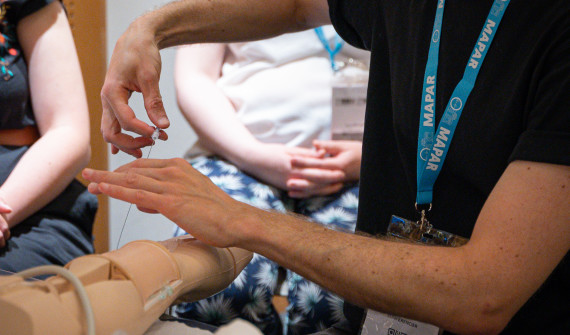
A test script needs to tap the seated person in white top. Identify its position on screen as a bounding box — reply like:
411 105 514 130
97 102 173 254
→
172 26 370 334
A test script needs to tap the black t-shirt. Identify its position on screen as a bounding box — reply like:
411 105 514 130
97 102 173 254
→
0 0 56 129
328 0 569 333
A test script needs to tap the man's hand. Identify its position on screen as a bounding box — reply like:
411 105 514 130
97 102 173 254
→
0 196 12 248
83 159 250 248
101 20 169 157
287 140 362 198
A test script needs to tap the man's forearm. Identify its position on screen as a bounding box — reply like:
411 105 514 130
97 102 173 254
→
238 207 529 335
240 210 467 329
138 0 331 49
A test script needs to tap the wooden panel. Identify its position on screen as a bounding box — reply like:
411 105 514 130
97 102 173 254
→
63 0 109 253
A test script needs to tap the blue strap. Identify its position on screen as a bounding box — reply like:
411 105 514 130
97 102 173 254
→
314 27 345 72
416 0 510 205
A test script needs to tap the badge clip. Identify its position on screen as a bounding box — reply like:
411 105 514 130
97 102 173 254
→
387 211 468 247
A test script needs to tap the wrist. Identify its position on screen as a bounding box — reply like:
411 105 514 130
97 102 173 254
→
224 139 264 172
236 207 281 251
142 2 192 50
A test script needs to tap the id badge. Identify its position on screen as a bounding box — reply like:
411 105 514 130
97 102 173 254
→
360 310 441 335
331 78 367 141
387 215 468 247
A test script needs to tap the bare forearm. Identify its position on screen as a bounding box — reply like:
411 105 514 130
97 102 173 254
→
235 162 570 334
1 128 90 227
142 0 330 49
239 210 475 330
177 74 261 167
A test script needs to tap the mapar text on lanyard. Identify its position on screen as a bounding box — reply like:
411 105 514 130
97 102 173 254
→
416 0 511 208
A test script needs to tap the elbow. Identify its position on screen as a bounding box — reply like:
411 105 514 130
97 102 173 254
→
292 0 330 30
459 316 509 335
452 297 514 335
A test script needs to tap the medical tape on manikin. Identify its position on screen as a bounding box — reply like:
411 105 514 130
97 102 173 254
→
416 0 510 206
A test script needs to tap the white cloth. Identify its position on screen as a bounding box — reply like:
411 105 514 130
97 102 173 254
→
186 26 370 158
144 319 263 335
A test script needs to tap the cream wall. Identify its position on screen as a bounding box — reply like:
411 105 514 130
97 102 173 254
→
106 1 197 249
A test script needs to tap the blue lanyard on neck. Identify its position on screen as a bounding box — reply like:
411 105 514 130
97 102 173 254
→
314 27 344 72
416 0 510 206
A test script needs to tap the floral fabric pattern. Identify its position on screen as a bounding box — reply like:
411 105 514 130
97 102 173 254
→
0 1 19 80
174 156 359 334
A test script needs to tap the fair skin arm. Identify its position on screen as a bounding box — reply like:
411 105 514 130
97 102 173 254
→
175 45 353 195
83 159 570 335
0 2 90 236
0 197 12 248
101 0 331 157
175 44 322 191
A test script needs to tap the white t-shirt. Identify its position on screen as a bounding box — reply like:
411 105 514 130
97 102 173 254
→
187 26 370 158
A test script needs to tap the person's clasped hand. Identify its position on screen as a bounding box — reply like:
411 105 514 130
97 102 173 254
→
236 142 327 191
286 140 362 198
0 195 12 248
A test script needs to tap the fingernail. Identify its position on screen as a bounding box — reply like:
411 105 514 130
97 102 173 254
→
82 168 93 177
0 203 12 212
87 183 98 193
158 116 169 127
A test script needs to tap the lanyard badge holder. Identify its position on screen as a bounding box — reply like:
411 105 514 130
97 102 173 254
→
314 27 369 141
362 1 510 334
387 209 468 247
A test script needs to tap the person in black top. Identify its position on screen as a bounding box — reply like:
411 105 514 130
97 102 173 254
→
85 0 569 334
0 0 96 273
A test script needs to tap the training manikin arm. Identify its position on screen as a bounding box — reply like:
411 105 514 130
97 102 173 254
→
0 236 252 335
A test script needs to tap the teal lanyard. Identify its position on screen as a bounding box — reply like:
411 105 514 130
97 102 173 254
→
416 0 510 206
314 27 344 72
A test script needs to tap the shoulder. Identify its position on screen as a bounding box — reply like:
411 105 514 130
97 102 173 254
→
328 0 384 51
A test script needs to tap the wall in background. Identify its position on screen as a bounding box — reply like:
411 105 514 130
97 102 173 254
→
106 1 197 249
63 0 108 253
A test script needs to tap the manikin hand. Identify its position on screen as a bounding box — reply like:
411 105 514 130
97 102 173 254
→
237 142 329 191
83 159 251 248
0 195 12 248
100 20 168 158
287 140 362 198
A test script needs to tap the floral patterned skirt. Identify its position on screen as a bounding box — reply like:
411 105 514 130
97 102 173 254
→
173 156 359 335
